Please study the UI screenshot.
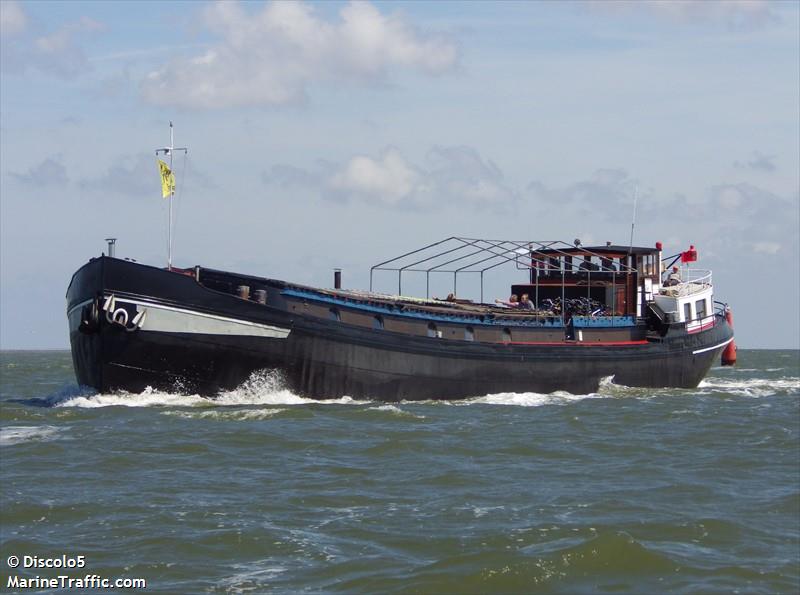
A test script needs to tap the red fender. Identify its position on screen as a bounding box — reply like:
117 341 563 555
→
721 306 737 366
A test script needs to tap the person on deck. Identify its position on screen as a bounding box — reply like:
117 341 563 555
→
495 294 519 308
519 294 535 310
664 266 682 287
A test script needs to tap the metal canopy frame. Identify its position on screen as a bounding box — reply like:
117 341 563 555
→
369 237 639 304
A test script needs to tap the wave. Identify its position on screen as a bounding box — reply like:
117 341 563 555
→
366 530 686 593
366 404 426 420
452 377 638 407
697 377 800 398
161 408 288 421
217 564 287 594
53 370 369 409
43 365 798 411
0 425 62 446
461 390 601 408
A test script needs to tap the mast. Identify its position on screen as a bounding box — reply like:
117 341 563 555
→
155 122 188 270
628 185 638 253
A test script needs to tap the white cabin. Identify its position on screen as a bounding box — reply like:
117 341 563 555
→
653 269 715 332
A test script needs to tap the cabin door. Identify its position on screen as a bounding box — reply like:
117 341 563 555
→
615 286 627 316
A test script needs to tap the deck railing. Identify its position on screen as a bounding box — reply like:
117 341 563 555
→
660 269 712 297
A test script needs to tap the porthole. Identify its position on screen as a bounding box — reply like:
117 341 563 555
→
373 315 384 330
329 308 341 322
465 326 475 342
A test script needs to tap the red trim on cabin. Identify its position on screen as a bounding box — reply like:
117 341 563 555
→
508 340 649 346
687 319 715 334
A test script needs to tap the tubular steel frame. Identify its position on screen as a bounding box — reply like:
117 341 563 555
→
369 237 638 304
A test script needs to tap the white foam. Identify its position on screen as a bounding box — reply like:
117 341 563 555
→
161 408 287 421
367 404 425 419
56 388 204 408
54 369 369 409
217 563 287 594
472 505 504 518
463 390 600 407
370 404 403 413
698 377 800 397
0 425 62 446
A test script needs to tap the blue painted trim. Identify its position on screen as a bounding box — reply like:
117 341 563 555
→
281 289 566 327
572 315 636 328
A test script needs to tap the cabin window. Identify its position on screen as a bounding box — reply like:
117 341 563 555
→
465 326 474 342
427 322 438 338
638 254 655 276
683 303 692 322
695 299 707 320
329 308 340 322
373 315 384 330
502 328 512 343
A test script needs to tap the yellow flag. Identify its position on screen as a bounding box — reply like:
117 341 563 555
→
158 159 175 198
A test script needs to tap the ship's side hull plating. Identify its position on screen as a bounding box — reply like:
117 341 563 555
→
67 258 733 400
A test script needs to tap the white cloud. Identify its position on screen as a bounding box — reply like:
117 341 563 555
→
264 145 517 211
32 17 105 78
734 150 776 172
0 0 27 36
9 157 68 187
141 0 458 109
78 154 159 198
331 148 420 205
262 163 327 188
589 0 779 30
77 153 216 198
527 168 642 220
1 14 105 78
714 185 745 209
35 17 104 53
752 241 780 254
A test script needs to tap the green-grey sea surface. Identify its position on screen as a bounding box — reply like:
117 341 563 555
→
1 349 798 594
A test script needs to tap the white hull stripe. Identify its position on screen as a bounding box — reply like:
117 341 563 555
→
67 298 94 317
692 338 733 355
111 296 290 338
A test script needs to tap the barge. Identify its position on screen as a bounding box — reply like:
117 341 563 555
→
66 237 735 400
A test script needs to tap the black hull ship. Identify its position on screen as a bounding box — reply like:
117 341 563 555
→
67 237 735 401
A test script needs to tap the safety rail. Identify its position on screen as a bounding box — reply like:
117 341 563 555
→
684 268 712 286
369 236 640 303
659 269 712 298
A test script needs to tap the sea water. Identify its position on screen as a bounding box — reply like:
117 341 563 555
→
1 350 798 593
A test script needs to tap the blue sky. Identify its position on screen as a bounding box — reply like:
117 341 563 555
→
1 0 798 349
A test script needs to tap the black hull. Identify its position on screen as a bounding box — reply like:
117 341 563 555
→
67 258 734 401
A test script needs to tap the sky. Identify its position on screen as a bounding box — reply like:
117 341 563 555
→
1 0 798 349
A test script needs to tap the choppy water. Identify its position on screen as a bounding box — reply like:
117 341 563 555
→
1 350 798 593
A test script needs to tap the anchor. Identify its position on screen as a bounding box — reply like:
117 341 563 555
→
102 294 146 332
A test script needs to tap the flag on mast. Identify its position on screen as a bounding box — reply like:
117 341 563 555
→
157 159 175 198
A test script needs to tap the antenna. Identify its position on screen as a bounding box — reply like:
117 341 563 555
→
155 121 188 270
628 185 638 253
